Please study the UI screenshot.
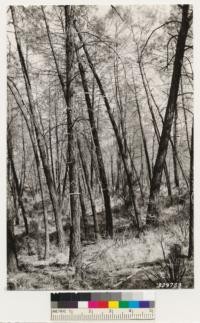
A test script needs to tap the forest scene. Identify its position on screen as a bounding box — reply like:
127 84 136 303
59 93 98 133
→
7 5 193 290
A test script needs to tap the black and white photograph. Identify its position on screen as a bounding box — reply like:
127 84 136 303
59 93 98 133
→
7 4 193 290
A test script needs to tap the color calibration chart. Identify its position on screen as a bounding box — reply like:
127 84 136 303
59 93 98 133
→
51 292 155 320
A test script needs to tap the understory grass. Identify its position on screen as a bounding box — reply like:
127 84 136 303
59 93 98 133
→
8 194 193 290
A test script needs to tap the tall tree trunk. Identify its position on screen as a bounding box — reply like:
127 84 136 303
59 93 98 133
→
115 150 121 194
78 139 100 240
7 155 19 274
110 154 115 195
173 104 179 187
42 6 81 262
181 76 191 154
74 21 141 231
90 140 94 189
11 6 65 252
138 62 172 199
78 176 88 240
140 144 144 191
188 123 193 258
133 77 152 183
75 45 113 237
36 157 50 260
8 80 50 259
143 69 189 189
147 5 191 224
64 6 81 268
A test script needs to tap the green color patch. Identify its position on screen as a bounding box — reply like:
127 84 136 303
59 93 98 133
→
119 301 129 308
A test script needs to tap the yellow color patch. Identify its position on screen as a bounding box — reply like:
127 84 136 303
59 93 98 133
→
108 301 119 308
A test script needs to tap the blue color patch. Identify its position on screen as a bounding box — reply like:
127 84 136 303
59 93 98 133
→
128 301 140 308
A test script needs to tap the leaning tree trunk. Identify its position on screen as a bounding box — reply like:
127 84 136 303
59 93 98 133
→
147 5 191 224
138 62 172 199
7 129 29 235
11 6 65 252
173 104 180 187
188 123 193 258
133 77 152 183
8 81 50 259
181 76 191 155
64 6 81 268
74 20 141 231
75 45 113 238
77 139 100 240
143 68 189 189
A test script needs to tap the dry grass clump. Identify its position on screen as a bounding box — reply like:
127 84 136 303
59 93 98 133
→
8 198 193 290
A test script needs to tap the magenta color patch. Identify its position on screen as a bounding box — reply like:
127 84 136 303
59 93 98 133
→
88 301 99 308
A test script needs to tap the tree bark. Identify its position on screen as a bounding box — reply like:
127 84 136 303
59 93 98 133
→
7 129 29 235
181 76 191 154
64 6 81 268
11 6 65 252
147 5 191 224
133 77 152 183
7 206 18 273
74 20 141 231
78 139 100 240
75 45 113 237
188 123 193 258
7 218 18 273
78 176 88 240
143 69 189 189
8 80 50 259
138 62 172 199
173 104 180 187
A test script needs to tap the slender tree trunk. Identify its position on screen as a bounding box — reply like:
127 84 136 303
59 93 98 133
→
11 184 20 225
49 116 56 189
74 20 141 231
64 6 81 268
75 45 113 237
110 154 115 195
7 152 18 273
7 216 18 273
115 150 121 194
127 147 145 204
42 5 82 262
138 63 172 199
11 6 65 251
133 78 152 183
181 76 191 154
173 105 179 187
7 131 29 235
140 144 144 191
188 123 193 258
90 140 94 189
114 57 144 201
9 81 50 259
147 5 191 224
36 159 50 260
143 69 189 189
78 139 100 240
78 176 88 240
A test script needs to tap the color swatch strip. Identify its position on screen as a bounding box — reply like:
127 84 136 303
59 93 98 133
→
51 292 145 302
51 293 155 309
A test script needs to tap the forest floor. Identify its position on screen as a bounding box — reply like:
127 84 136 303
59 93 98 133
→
7 192 194 290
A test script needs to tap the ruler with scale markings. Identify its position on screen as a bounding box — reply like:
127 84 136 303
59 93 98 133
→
51 292 155 320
